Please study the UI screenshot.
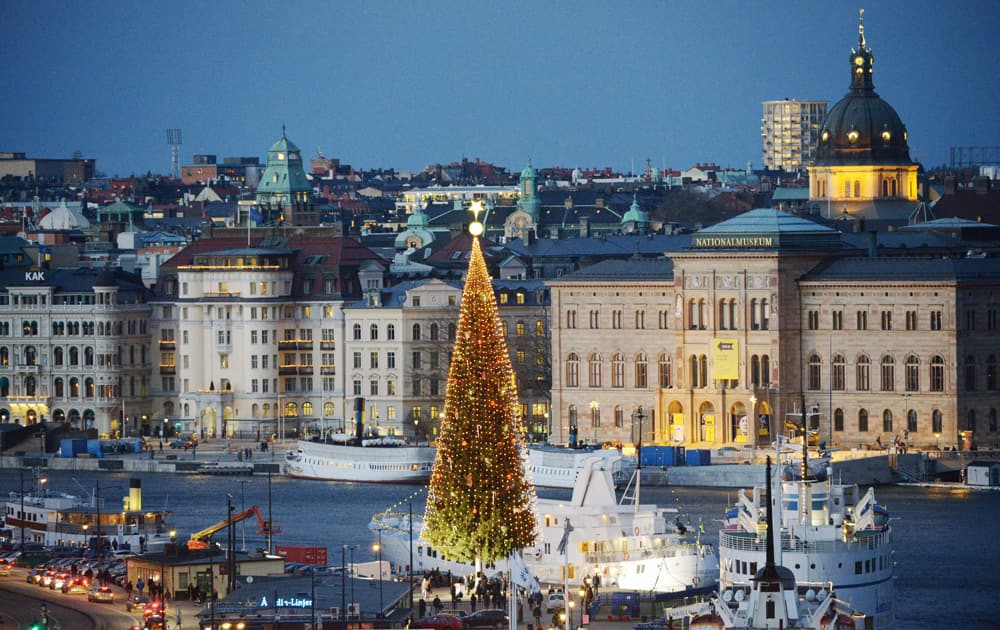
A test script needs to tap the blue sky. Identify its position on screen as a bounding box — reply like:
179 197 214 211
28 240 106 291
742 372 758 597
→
3 0 997 177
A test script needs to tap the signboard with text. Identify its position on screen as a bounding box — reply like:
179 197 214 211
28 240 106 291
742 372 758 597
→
712 338 739 380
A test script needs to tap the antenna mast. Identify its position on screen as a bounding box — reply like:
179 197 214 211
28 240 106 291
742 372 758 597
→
166 128 182 179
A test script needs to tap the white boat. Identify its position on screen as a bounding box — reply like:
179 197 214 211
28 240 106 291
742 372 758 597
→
716 445 893 628
689 458 868 630
2 475 174 552
371 457 718 595
527 443 636 489
285 433 436 483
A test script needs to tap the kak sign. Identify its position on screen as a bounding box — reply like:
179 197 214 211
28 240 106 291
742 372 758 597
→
712 338 739 380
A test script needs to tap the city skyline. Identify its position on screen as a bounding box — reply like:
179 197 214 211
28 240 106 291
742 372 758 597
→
2 0 998 178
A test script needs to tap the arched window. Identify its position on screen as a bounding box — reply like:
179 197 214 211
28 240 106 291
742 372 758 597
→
0 347 7 366
750 298 759 329
808 354 821 390
856 355 871 391
54 378 64 398
70 377 80 398
854 180 861 197
907 409 918 433
858 408 869 432
690 355 699 388
24 347 37 366
324 402 335 417
370 323 378 340
85 378 95 398
611 353 625 388
54 347 64 366
880 355 895 391
588 354 602 388
751 355 760 387
515 322 525 337
302 402 314 416
262 403 270 418
566 353 580 388
386 324 396 340
69 347 79 366
930 356 945 391
412 324 421 341
834 408 844 432
881 178 889 197
832 354 846 390
353 323 362 340
932 409 942 433
905 355 920 391
659 354 672 388
591 404 600 428
251 404 260 418
430 323 439 340
761 355 770 386
635 353 648 388
699 354 708 388
688 299 698 329
882 409 893 433
85 347 95 366
718 300 728 330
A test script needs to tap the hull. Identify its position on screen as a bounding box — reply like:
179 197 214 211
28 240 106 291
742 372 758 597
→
285 439 436 483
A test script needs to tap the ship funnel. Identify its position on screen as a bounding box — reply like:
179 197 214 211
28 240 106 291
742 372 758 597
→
354 397 365 441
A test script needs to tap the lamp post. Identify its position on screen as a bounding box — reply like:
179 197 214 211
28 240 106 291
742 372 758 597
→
373 529 384 615
634 407 645 514
589 401 599 445
749 394 757 464
578 588 586 629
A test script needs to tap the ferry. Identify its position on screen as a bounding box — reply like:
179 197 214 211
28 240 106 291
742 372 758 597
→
2 474 174 552
527 443 636 489
689 458 868 629
717 443 893 628
285 434 436 483
372 457 718 595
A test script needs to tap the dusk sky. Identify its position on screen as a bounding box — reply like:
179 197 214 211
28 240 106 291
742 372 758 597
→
3 0 997 177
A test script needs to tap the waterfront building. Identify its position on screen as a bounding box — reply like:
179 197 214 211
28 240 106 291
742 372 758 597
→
761 99 828 172
549 208 1000 451
807 18 918 220
0 266 153 434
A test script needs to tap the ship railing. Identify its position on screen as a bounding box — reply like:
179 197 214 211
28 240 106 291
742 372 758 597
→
583 542 705 564
719 529 890 554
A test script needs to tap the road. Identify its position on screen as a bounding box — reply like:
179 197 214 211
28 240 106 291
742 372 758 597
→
0 571 148 630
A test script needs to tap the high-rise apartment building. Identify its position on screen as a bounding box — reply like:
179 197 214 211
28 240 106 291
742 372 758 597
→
761 99 827 171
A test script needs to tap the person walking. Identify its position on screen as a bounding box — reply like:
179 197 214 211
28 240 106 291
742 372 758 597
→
533 603 542 628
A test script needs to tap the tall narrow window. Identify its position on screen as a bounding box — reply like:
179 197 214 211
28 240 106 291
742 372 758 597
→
856 355 871 391
930 356 945 392
659 354 672 388
588 354 602 388
832 354 846 390
880 355 895 391
858 409 869 432
808 354 822 390
905 355 920 391
611 353 625 388
635 353 648 388
566 353 579 388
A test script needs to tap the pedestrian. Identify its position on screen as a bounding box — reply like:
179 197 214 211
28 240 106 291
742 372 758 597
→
533 604 541 628
159 440 164 452
418 598 427 618
432 595 442 614
137 577 145 594
470 592 477 613
126 580 133 597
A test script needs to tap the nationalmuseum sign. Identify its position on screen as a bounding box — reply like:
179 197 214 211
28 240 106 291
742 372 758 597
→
691 235 777 249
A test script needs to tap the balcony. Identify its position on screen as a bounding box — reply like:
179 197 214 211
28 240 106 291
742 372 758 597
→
320 366 336 375
159 365 176 375
279 364 313 376
279 339 315 351
158 340 176 350
320 341 336 350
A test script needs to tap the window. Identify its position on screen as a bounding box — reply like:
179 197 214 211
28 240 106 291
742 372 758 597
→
834 408 844 432
988 355 997 391
430 378 440 395
370 323 378 340
808 354 821 390
589 310 600 329
611 353 625 388
907 410 918 433
857 310 868 330
412 296 420 307
699 354 708 388
588 354 602 388
989 309 998 330
615 405 624 427
882 409 893 433
659 310 669 329
387 352 396 369
965 355 977 392
659 354 672 388
966 309 976 330
857 355 871 391
430 323 439 340
412 324 421 340
370 352 379 369
905 310 918 330
591 405 600 428
567 353 579 387
932 409 943 433
536 320 545 336
516 350 525 364
566 309 577 329
880 310 892 330
499 292 509 304
832 310 844 330
515 322 526 337
635 353 648 388
516 292 525 305
858 409 869 432
412 379 421 396
353 352 362 369
905 355 919 391
412 352 421 369
832 355 846 390
930 310 942 330
930 356 945 392
807 310 819 330
880 355 895 391
353 379 362 396
353 323 362 340
635 310 645 329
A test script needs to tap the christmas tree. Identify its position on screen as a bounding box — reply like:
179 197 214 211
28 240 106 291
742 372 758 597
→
423 214 538 565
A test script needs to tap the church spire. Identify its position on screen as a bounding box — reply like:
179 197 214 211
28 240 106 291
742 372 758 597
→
849 9 875 92
858 8 866 50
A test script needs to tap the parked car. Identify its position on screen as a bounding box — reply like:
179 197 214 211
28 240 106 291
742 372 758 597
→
464 609 510 629
418 614 465 630
50 572 71 590
126 593 151 612
89 585 115 603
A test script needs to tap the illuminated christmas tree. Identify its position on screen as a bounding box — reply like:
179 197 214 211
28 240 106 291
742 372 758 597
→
423 206 538 565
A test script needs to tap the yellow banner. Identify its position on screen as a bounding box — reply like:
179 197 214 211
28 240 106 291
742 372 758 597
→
712 338 739 379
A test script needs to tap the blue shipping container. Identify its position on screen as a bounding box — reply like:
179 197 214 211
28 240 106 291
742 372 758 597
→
610 592 640 616
59 438 87 458
86 439 103 458
663 446 686 466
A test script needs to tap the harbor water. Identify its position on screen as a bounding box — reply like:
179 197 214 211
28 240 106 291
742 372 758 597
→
1 470 995 628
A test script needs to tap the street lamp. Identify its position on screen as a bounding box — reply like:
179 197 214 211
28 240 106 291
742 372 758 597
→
589 401 599 446
373 529 384 615
578 588 587 629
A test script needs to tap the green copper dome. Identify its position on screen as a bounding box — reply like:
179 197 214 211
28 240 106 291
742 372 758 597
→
621 194 649 225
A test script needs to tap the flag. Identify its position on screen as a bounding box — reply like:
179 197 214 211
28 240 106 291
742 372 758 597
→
509 551 540 592
557 518 573 555
249 206 264 225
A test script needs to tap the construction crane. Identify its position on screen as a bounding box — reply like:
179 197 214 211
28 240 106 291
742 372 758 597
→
187 505 281 550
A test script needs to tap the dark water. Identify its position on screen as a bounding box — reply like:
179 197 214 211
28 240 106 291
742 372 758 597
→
2 471 996 629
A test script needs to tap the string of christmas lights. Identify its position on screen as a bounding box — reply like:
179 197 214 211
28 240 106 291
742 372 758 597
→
423 231 538 564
